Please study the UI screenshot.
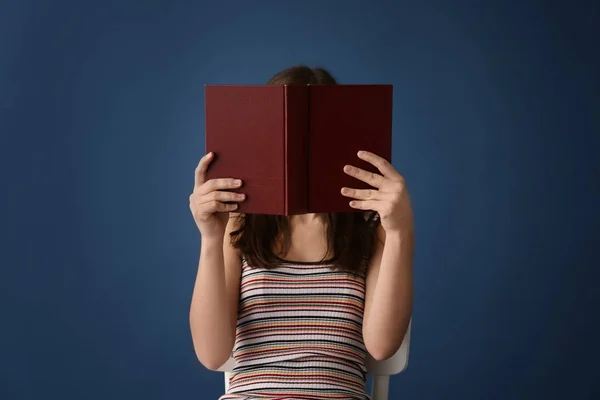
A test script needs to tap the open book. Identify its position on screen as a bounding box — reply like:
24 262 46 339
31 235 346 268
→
205 84 392 215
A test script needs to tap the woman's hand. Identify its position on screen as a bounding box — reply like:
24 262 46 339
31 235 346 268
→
341 150 413 234
189 152 245 239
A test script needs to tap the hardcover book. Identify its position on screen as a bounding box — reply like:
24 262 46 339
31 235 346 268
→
205 84 392 215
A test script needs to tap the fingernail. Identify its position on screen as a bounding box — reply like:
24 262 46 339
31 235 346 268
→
237 193 245 199
234 179 242 185
357 151 364 156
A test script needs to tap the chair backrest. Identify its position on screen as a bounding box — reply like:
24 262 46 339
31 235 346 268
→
218 320 411 400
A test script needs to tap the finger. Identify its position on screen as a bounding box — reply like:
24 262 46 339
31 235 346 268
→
340 187 380 200
202 191 246 203
348 199 379 211
215 202 239 213
340 188 400 201
343 165 384 188
198 178 243 195
204 200 239 214
194 152 214 188
357 150 401 179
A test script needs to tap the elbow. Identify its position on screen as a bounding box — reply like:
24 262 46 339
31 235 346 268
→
198 356 228 371
190 329 233 371
189 315 235 371
367 342 401 361
364 312 412 361
364 329 401 361
193 345 230 371
363 325 407 361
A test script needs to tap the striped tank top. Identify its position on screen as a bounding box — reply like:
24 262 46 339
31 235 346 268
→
219 258 370 400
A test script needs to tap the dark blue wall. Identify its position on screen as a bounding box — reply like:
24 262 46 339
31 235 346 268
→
1 1 598 399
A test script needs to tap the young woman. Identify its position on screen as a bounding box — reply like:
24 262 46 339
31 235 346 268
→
189 66 414 400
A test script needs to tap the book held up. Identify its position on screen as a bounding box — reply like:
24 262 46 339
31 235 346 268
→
205 84 392 215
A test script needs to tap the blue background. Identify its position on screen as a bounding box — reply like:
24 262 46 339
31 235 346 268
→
1 0 598 399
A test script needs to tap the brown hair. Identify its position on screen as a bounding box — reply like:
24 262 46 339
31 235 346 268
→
229 65 379 274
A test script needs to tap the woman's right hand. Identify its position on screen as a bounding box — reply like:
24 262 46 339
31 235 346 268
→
189 152 245 239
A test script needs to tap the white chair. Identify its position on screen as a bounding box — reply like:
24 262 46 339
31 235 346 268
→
218 321 411 400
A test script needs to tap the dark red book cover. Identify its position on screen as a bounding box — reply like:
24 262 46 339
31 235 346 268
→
205 84 392 215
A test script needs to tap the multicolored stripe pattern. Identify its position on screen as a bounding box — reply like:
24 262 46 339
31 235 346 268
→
219 258 370 400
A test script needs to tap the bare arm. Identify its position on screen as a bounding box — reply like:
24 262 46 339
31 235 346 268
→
189 215 242 370
187 153 246 370
340 150 414 361
362 224 414 361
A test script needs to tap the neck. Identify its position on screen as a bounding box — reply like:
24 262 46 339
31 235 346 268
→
288 213 326 225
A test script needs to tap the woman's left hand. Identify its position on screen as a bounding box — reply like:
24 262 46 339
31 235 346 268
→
341 150 413 234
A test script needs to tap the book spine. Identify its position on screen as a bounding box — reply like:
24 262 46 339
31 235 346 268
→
284 85 309 215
